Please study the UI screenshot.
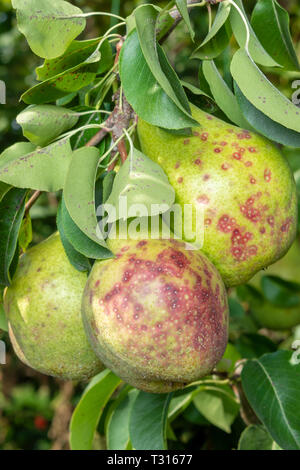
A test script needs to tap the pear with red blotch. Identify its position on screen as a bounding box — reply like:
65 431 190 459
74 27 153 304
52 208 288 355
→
138 104 297 287
4 233 104 380
82 238 229 393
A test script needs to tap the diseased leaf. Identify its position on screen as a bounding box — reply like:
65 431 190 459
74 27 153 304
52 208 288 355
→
251 0 299 71
70 370 121 450
105 147 175 222
21 53 100 105
229 0 279 67
234 83 300 147
13 0 86 59
231 48 300 133
0 140 73 192
0 188 27 286
129 392 172 450
119 29 198 130
36 38 113 81
242 351 300 450
17 105 78 147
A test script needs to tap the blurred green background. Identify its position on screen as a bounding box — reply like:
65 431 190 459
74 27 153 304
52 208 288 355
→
0 0 300 450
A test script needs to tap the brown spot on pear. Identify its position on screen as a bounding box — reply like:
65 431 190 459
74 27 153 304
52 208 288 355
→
82 238 229 393
4 233 104 380
138 104 297 287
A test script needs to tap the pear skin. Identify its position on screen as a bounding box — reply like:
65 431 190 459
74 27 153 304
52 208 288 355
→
138 105 297 287
4 233 104 380
82 238 229 393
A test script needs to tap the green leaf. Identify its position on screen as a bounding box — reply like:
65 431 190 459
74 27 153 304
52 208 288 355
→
231 48 300 133
228 297 257 339
18 211 32 252
60 196 112 260
105 147 175 222
102 171 116 204
36 38 113 81
13 0 86 59
229 0 279 67
0 298 8 332
234 83 300 147
241 351 300 450
168 391 194 422
235 333 277 359
251 0 299 71
21 53 100 105
193 383 240 433
191 23 230 60
261 275 300 308
181 80 212 100
70 370 121 450
17 105 78 147
0 188 27 286
238 425 280 450
202 60 250 128
192 2 231 59
70 108 106 150
64 146 108 247
0 140 73 192
175 1 195 40
0 182 11 203
119 29 197 130
129 392 172 450
200 1 231 46
107 389 138 450
215 343 242 374
56 201 91 272
135 5 195 123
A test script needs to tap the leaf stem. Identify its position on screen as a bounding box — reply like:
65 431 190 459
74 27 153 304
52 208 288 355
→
57 12 125 22
25 191 42 214
227 0 250 54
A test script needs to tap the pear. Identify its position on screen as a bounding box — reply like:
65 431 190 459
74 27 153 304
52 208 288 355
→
4 233 104 380
244 239 300 330
82 238 229 393
138 105 297 287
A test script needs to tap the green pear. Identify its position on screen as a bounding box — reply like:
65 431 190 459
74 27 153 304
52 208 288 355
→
4 233 104 380
245 239 300 330
82 238 229 393
138 105 297 287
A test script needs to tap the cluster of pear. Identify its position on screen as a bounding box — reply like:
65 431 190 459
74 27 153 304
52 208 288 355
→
3 105 298 392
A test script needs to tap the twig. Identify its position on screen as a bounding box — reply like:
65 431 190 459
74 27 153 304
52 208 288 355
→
25 190 42 213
